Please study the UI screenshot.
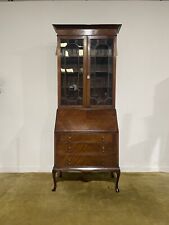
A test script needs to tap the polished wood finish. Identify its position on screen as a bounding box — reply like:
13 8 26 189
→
53 24 121 36
52 24 121 192
55 108 118 132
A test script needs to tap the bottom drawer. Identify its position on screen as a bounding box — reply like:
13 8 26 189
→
56 154 118 168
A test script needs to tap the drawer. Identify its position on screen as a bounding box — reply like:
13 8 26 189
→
56 143 116 155
56 154 118 168
56 133 113 143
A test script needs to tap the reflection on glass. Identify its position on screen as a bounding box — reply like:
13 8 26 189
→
90 39 113 105
60 39 83 105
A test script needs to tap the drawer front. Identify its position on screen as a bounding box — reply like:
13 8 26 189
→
56 154 118 168
57 133 113 143
56 143 115 155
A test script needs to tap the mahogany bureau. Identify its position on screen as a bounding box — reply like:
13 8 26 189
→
52 24 121 192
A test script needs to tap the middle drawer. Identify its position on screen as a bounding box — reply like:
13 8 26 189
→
57 142 114 155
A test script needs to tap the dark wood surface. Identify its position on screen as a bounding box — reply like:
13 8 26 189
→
52 24 121 192
55 108 118 132
53 24 122 31
55 129 118 168
53 24 121 36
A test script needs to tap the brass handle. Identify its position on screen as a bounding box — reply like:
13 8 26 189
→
67 159 71 165
102 146 105 153
87 75 90 79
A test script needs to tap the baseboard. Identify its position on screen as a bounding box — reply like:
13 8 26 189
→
120 166 169 172
0 166 52 173
159 166 169 172
0 165 169 173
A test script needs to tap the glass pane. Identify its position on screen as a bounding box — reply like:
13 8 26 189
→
90 39 113 105
60 39 83 105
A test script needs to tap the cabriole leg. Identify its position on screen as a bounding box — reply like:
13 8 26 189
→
114 169 120 193
52 169 58 191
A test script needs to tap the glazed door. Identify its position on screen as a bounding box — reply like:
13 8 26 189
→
58 37 87 106
87 36 114 106
58 36 114 107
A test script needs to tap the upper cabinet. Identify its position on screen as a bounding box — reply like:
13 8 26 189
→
53 24 121 108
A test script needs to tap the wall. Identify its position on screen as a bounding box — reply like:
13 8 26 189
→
0 1 169 172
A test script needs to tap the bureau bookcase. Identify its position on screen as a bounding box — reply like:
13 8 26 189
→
52 24 121 192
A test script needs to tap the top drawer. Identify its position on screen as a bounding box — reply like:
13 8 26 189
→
56 133 113 143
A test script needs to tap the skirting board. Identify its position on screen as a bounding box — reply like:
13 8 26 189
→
0 166 51 173
0 166 169 173
120 166 169 172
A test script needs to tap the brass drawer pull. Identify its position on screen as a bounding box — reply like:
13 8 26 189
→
67 145 71 151
102 146 105 153
67 159 71 165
